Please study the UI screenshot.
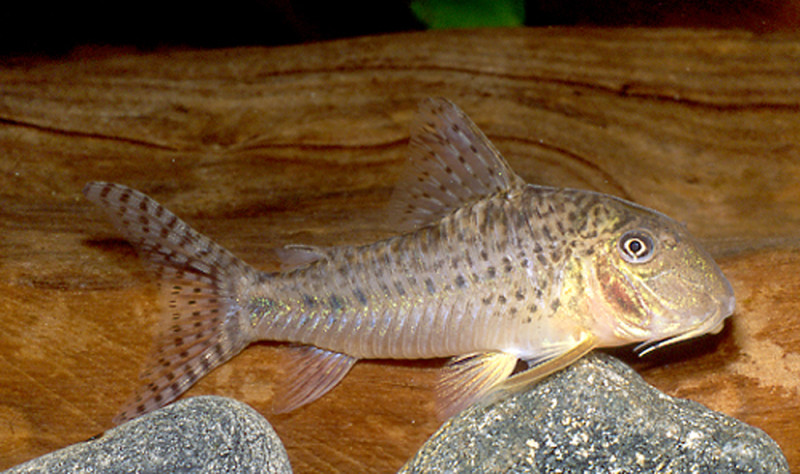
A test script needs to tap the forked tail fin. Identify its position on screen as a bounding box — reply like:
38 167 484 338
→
84 182 258 424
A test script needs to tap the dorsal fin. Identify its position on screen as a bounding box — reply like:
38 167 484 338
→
388 98 526 233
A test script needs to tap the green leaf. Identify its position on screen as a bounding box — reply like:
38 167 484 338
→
411 0 525 29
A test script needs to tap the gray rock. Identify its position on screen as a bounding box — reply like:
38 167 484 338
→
401 353 788 473
7 396 292 473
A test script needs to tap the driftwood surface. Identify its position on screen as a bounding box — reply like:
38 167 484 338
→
1 28 799 472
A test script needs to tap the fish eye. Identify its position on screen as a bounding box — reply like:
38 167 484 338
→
618 230 655 264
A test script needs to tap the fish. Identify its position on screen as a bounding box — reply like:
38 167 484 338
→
83 98 736 425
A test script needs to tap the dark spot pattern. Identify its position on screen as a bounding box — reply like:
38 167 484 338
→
425 278 436 295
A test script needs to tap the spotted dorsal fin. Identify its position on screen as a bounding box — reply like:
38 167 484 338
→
388 98 526 233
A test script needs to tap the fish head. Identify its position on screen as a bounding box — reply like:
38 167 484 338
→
579 193 735 355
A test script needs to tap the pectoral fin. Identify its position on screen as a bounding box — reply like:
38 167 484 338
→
436 351 518 419
481 335 598 409
438 336 598 419
272 346 357 414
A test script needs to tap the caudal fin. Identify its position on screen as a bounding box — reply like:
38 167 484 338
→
84 182 258 424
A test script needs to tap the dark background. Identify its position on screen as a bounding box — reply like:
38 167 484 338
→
2 0 799 57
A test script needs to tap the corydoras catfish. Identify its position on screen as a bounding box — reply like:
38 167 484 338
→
84 98 735 424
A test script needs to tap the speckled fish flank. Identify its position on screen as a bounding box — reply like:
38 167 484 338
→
84 98 735 424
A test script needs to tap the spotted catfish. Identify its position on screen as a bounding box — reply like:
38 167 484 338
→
84 98 735 424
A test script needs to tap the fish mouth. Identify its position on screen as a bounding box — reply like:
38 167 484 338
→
633 298 733 357
629 266 735 357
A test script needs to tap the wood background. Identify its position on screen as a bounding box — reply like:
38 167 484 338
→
1 28 799 472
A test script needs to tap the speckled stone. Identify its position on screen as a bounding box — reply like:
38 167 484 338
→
7 396 292 473
401 353 788 473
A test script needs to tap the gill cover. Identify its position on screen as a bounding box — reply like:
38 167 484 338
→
588 196 735 351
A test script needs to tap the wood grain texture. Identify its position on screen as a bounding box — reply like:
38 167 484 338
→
1 28 799 472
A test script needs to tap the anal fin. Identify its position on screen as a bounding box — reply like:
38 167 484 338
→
272 346 357 414
436 351 518 419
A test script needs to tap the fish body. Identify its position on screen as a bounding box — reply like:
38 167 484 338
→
84 98 735 424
